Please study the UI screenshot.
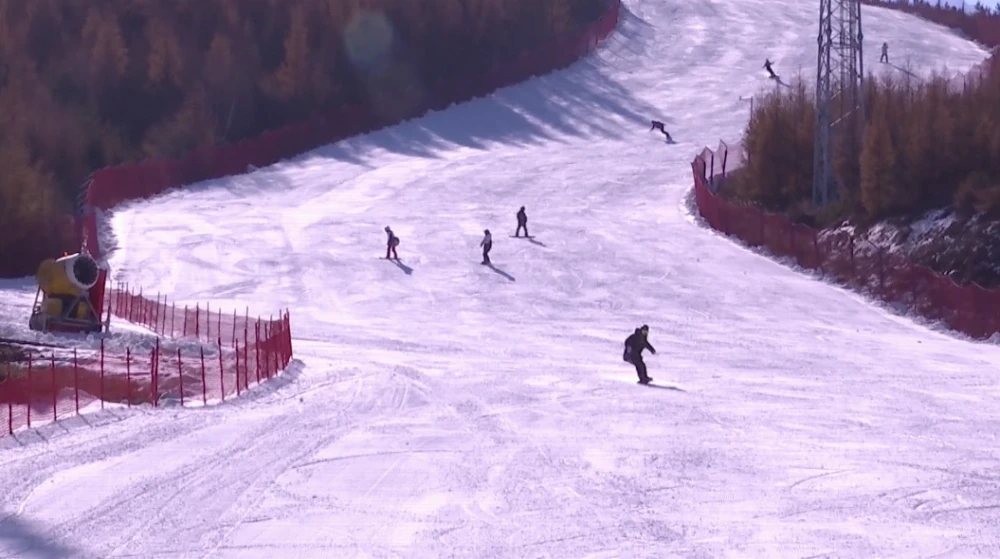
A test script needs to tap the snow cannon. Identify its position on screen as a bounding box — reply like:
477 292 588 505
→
28 252 104 334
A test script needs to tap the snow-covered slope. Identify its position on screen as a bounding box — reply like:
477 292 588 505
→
2 1 998 558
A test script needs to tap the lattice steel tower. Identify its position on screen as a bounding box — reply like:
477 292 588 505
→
813 0 866 207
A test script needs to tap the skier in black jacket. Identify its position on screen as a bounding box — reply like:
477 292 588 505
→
515 206 529 237
623 324 657 384
384 226 400 260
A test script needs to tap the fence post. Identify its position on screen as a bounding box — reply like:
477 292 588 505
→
155 293 161 333
100 338 105 410
285 312 292 364
183 305 189 337
235 340 242 396
106 290 113 333
206 302 211 340
178 348 184 407
126 348 132 409
217 309 221 344
6 359 11 434
50 355 57 423
264 321 271 379
73 349 80 415
195 304 200 339
255 321 262 383
232 309 237 347
138 287 143 325
152 339 159 408
245 328 252 386
273 332 280 374
27 355 32 429
200 346 207 405
218 338 225 402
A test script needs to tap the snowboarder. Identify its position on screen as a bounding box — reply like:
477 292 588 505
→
623 324 657 384
384 226 400 260
650 120 673 142
763 59 778 80
515 206 529 237
480 229 493 265
880 42 889 63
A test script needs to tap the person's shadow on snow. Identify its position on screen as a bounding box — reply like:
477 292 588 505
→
644 383 684 391
0 515 82 559
771 75 791 88
486 263 515 282
392 260 413 275
513 235 548 248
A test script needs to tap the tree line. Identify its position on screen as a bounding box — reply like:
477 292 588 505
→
0 0 610 277
731 3 1000 227
732 59 1000 223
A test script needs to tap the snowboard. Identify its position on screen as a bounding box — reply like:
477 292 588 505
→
510 235 534 239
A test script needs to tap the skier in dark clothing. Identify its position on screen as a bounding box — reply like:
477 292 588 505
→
515 207 529 237
650 120 673 142
623 324 657 384
384 226 400 260
480 229 493 265
763 59 778 79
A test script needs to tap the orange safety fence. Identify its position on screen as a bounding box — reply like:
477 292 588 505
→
0 311 292 435
691 133 1000 341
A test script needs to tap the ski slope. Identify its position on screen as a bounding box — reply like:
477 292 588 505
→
2 0 999 557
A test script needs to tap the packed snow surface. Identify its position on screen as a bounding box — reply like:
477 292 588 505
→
2 0 999 557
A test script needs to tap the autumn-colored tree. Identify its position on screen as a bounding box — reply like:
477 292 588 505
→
0 0 611 276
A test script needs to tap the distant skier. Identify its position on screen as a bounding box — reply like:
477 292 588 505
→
880 42 889 63
515 206 529 237
650 120 673 142
384 226 400 260
763 59 778 79
480 229 493 265
623 324 657 384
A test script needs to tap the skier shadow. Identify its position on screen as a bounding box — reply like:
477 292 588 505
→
511 235 548 247
486 263 515 282
645 383 684 391
0 515 82 559
392 259 413 275
886 62 918 79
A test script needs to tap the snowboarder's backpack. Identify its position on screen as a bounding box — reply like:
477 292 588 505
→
390 236 400 247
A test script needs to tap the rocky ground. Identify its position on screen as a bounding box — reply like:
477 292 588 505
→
830 208 1000 288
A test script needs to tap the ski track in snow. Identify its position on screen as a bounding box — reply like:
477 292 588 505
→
1 0 999 557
